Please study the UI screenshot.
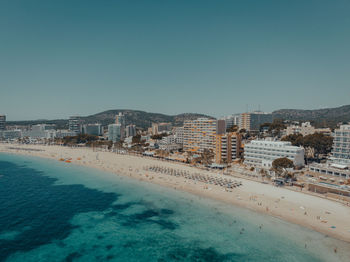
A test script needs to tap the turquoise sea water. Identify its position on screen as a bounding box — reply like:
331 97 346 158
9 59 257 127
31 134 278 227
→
0 153 349 262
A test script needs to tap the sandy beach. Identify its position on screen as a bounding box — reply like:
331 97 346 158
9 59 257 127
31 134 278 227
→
1 143 350 244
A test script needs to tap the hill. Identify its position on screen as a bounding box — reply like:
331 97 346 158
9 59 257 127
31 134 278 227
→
272 105 350 127
8 110 213 129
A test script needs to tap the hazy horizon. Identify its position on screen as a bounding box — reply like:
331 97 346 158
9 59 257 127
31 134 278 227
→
3 103 350 122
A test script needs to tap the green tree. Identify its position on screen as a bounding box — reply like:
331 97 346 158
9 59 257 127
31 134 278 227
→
226 125 239 133
62 134 99 145
132 134 141 144
282 133 333 159
302 133 333 158
268 119 286 132
151 133 168 140
261 119 286 137
281 134 303 146
259 122 271 132
239 128 246 134
272 157 294 175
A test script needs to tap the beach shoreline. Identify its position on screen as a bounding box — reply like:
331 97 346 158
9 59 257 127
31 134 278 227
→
1 143 350 245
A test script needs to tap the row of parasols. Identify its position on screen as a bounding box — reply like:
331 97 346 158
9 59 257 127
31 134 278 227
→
144 165 242 189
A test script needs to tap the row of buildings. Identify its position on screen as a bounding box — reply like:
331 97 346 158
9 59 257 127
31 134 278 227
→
182 117 350 173
0 113 138 143
181 117 305 168
0 112 307 168
107 113 137 142
2 111 350 176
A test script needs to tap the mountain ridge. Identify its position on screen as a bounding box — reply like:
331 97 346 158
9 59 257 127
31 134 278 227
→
7 104 350 129
272 104 350 127
7 110 214 129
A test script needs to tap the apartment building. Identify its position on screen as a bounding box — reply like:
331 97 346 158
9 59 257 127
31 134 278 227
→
24 124 56 139
56 130 77 138
115 112 125 126
82 124 103 136
126 124 136 137
330 124 350 165
69 116 83 134
0 115 6 130
108 124 122 142
244 140 304 168
115 113 126 139
221 114 240 130
173 126 184 145
152 123 172 135
240 112 273 131
215 132 241 164
183 118 225 153
0 129 22 140
159 135 183 151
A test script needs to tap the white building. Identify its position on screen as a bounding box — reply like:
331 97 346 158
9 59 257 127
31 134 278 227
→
0 129 22 140
115 113 126 139
173 126 184 144
309 163 350 180
158 134 183 151
244 140 305 168
56 130 77 138
69 116 83 134
45 130 57 139
0 115 6 130
126 124 136 137
161 135 176 144
24 124 56 139
330 124 350 165
108 124 122 142
285 122 331 136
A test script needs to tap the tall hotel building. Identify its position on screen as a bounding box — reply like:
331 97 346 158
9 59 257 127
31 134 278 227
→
215 132 241 164
68 116 83 134
126 124 136 137
108 124 122 142
330 124 350 165
0 115 6 130
183 118 225 153
240 112 273 131
115 113 126 139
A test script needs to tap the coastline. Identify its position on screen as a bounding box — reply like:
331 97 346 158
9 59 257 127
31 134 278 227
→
1 143 350 244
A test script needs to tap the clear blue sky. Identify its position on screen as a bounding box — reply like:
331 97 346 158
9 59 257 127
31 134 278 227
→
1 0 350 120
